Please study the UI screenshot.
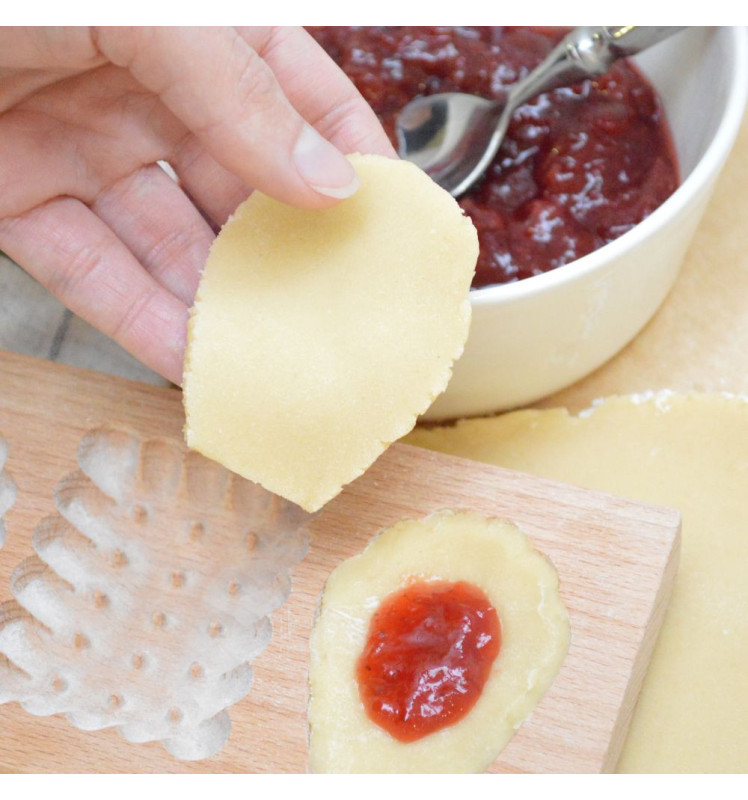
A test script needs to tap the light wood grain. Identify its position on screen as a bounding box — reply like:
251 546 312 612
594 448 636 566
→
0 350 680 773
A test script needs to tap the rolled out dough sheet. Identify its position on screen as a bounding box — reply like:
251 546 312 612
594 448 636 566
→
406 392 748 773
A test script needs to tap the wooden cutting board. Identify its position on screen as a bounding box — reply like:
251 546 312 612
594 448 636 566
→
0 350 680 773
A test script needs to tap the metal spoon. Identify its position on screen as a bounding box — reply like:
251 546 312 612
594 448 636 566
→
396 26 687 197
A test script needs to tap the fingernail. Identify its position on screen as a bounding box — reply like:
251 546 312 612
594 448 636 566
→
293 125 359 199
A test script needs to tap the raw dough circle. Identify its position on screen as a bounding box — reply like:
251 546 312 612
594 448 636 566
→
308 510 570 773
183 154 478 512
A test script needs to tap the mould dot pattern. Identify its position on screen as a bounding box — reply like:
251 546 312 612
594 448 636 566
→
0 425 311 760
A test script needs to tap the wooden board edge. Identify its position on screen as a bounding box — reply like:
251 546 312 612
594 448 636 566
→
601 512 682 771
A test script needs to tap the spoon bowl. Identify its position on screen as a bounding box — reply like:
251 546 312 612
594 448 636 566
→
396 93 507 197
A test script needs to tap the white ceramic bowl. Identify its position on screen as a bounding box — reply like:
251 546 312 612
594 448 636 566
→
427 26 748 421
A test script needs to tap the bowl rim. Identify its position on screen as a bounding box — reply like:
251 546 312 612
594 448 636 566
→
470 25 748 309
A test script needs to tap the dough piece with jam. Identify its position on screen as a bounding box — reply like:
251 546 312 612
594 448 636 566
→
183 154 478 512
406 393 748 773
308 510 570 773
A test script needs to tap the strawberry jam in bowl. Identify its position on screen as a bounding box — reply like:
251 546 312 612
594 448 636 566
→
309 27 748 419
309 26 679 289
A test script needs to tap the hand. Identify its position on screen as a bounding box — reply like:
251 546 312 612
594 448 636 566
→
0 27 395 384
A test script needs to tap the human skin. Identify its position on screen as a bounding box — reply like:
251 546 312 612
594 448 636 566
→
0 26 395 384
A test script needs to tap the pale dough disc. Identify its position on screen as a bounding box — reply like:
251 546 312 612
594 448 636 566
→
406 393 748 773
183 154 478 512
308 510 570 773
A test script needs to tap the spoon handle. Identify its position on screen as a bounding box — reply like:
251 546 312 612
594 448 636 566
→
602 26 688 57
508 26 687 109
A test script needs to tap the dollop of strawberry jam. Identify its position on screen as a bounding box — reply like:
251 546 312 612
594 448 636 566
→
356 580 501 742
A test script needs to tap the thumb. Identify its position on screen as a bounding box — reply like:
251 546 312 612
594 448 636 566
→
94 26 360 208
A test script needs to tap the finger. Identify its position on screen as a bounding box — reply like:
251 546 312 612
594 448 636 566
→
168 136 251 228
168 24 398 226
239 27 396 158
171 27 396 225
0 28 106 114
94 26 360 208
91 163 215 305
0 27 103 69
0 197 188 385
0 65 186 220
